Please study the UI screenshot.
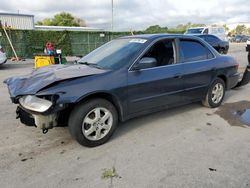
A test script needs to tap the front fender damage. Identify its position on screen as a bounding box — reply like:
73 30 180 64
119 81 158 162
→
33 113 57 133
4 64 109 133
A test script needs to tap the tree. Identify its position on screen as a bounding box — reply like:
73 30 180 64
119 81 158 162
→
175 22 205 31
222 24 229 32
235 24 247 34
36 12 86 27
247 28 250 35
74 17 87 27
145 25 168 33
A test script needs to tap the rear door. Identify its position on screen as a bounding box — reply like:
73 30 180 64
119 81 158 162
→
127 38 184 114
178 39 216 101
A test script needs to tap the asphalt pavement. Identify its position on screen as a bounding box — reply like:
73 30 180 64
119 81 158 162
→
0 43 249 188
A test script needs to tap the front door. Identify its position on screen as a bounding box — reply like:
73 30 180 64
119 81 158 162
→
127 39 184 114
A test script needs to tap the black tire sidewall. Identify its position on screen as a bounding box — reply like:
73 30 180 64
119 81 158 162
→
207 78 225 108
68 99 118 147
219 48 225 54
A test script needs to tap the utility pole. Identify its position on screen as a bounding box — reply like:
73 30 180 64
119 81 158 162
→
111 0 114 32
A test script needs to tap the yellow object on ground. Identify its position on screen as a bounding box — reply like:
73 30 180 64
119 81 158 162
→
34 55 55 68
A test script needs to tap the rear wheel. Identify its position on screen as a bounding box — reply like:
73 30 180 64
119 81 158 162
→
219 48 226 54
202 78 225 108
68 98 118 147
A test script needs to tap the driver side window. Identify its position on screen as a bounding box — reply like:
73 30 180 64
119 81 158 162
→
141 39 175 67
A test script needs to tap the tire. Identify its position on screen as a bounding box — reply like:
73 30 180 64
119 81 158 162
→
219 48 225 54
202 78 225 108
68 98 118 147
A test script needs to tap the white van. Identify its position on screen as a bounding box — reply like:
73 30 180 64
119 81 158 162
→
185 27 227 41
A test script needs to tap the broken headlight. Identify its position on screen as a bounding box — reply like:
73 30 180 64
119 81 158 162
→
19 95 53 113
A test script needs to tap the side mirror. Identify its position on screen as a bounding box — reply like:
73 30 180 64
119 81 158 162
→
133 57 157 70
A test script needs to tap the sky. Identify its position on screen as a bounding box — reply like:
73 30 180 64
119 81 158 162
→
0 0 249 31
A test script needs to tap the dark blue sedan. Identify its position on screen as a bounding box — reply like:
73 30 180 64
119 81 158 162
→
5 34 241 147
195 34 229 54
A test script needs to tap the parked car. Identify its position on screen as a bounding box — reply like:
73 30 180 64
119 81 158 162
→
185 27 227 41
234 35 241 43
0 45 7 65
233 35 250 43
5 34 242 147
241 35 250 43
195 34 229 54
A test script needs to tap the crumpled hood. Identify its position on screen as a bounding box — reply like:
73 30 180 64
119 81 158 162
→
4 64 108 98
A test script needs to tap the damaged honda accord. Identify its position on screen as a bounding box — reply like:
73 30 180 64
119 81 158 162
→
4 34 250 147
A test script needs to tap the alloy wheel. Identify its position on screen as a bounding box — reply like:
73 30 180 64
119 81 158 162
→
211 83 224 104
82 107 113 141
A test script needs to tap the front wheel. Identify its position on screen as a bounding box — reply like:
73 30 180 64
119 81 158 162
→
68 98 118 147
202 78 225 108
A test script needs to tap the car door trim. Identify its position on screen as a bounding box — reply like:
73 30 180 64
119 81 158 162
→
176 38 217 64
129 36 217 72
131 89 184 103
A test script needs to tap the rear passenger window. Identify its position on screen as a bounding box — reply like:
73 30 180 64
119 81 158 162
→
179 40 214 62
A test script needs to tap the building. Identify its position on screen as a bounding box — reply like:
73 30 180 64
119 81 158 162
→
35 25 103 32
0 12 103 32
0 12 34 30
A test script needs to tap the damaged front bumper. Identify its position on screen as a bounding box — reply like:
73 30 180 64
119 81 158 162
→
16 95 67 133
17 106 58 133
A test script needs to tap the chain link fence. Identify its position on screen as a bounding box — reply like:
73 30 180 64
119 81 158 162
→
0 29 128 58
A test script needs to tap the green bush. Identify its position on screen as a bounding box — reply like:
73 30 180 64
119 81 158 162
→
0 29 182 58
0 29 130 58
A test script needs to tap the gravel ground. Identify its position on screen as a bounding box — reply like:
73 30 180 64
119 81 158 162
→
0 43 249 188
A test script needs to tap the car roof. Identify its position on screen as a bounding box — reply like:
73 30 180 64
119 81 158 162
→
193 34 218 37
188 27 205 29
119 33 201 41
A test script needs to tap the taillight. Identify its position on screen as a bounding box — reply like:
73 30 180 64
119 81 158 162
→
235 63 239 71
0 47 4 53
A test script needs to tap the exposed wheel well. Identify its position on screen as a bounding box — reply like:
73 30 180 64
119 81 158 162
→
76 93 123 121
217 75 227 88
57 93 123 126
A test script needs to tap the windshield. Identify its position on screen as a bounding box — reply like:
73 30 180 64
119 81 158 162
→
186 28 204 34
78 38 147 70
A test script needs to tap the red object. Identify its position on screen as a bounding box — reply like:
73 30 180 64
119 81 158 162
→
235 63 239 71
46 42 54 51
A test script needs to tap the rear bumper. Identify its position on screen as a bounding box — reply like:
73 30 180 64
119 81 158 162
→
235 65 250 87
227 72 240 89
246 45 250 52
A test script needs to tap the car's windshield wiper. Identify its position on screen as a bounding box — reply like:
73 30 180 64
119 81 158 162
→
78 62 103 69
